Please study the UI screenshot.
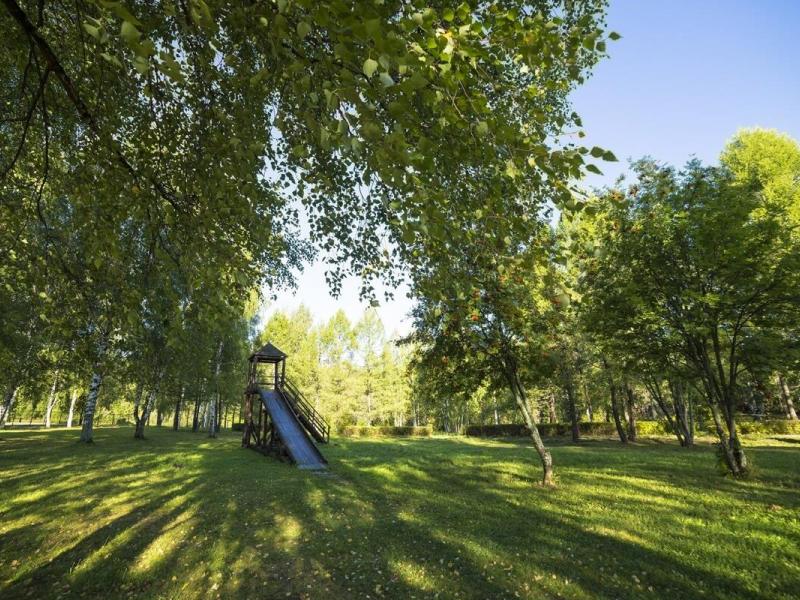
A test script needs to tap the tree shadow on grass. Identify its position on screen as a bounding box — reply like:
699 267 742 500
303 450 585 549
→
1 430 799 599
316 437 799 598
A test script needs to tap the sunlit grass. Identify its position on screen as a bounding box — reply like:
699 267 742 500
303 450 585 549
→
0 427 798 598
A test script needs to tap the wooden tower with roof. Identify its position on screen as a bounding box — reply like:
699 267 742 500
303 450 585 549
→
242 342 330 468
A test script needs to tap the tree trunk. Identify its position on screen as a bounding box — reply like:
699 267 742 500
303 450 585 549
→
685 388 695 445
705 329 748 475
547 392 557 424
45 370 60 427
132 382 145 434
563 375 580 443
209 341 223 438
156 408 164 427
80 333 109 443
80 371 103 443
724 397 747 474
707 396 742 476
201 400 209 429
504 360 553 486
648 400 658 419
609 385 628 443
173 386 184 431
583 383 594 422
695 360 747 477
624 383 638 441
649 377 681 445
779 375 798 420
0 382 20 427
207 397 217 438
135 384 159 439
192 395 201 432
66 388 78 428
668 379 694 446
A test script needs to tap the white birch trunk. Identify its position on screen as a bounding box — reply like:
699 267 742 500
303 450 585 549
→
132 382 144 426
779 375 798 420
135 374 161 439
45 370 60 427
0 383 20 427
80 371 103 442
208 398 217 437
201 401 209 428
209 340 224 438
136 389 158 438
66 388 78 428
173 385 184 431
80 334 108 442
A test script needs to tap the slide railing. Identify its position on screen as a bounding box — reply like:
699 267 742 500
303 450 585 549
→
280 378 330 443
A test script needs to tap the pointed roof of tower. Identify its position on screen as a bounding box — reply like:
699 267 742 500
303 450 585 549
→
249 341 287 363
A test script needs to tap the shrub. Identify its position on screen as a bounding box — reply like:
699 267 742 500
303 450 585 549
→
464 424 532 437
231 422 244 432
465 420 668 438
338 425 433 438
636 420 670 436
736 419 800 436
464 419 800 438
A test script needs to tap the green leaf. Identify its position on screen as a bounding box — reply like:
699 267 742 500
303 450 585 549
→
99 1 141 26
297 21 311 39
475 121 489 137
133 55 149 75
82 23 101 40
585 164 603 175
120 20 140 45
608 31 622 41
602 150 618 162
589 146 604 158
379 72 395 88
443 8 455 22
363 58 379 78
100 52 122 68
365 18 381 39
135 39 156 59
505 159 519 179
405 72 428 90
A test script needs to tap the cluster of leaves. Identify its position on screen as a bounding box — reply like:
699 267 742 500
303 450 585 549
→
1 0 614 438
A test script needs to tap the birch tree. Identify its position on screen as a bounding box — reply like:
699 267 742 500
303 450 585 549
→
208 341 224 438
44 370 60 428
66 388 79 428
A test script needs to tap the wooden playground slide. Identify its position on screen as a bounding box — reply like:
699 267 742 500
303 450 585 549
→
257 388 328 470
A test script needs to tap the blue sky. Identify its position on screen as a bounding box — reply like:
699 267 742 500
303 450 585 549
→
265 0 800 336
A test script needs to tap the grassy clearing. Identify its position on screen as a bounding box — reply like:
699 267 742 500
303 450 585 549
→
0 428 798 599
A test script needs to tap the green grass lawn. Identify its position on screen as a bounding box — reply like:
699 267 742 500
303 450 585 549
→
1 428 798 599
